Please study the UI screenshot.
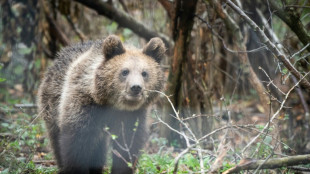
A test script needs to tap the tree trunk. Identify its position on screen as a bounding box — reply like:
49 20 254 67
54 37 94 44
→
159 0 198 143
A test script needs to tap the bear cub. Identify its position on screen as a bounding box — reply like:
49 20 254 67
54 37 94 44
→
38 35 165 174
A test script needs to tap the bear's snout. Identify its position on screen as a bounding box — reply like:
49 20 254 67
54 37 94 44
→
131 85 142 95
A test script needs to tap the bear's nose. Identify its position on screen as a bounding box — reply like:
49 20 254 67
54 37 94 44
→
131 85 142 95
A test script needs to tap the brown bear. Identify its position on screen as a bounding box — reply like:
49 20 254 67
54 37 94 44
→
37 35 165 174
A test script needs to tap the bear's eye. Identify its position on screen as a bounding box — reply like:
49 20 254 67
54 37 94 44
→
142 71 148 77
122 69 129 76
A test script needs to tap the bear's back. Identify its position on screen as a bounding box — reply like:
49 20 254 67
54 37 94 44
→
50 40 103 83
38 40 103 121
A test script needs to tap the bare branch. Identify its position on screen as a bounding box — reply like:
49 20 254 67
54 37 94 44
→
207 0 272 117
158 0 174 19
73 0 172 48
65 15 87 42
290 43 310 59
210 141 230 173
173 148 190 174
268 1 310 53
226 0 310 91
242 72 310 154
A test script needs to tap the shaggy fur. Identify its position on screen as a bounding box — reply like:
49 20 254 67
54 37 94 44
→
37 35 165 174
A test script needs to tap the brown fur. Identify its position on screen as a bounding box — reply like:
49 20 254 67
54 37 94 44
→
37 35 165 174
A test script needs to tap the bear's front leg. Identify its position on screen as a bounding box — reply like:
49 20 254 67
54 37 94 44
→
111 116 147 174
58 108 106 174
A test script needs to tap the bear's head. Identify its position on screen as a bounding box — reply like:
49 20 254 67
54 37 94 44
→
93 35 166 111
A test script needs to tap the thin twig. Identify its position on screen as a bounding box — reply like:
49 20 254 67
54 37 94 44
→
65 15 87 42
242 71 310 154
226 0 310 91
290 43 310 59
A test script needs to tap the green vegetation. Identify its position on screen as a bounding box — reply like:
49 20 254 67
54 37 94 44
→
0 92 57 173
138 152 212 173
0 98 301 173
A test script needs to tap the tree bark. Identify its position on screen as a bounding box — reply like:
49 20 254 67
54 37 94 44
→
42 1 70 46
159 0 198 141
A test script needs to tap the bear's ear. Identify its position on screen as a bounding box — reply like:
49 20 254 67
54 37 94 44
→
143 37 166 63
103 35 126 60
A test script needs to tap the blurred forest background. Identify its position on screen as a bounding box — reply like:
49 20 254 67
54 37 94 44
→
1 0 310 173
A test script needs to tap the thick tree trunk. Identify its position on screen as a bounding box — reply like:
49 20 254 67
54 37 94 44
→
159 0 198 142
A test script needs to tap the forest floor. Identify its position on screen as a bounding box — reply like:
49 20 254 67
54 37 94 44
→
0 87 308 174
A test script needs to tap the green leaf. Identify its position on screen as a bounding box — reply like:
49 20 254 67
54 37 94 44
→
255 125 264 130
284 145 290 150
26 161 35 169
263 136 272 144
282 68 288 74
123 28 132 37
1 122 9 127
107 22 118 34
13 65 24 74
134 120 139 127
111 134 118 140
0 77 6 82
35 58 41 69
127 162 132 168
17 46 32 55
